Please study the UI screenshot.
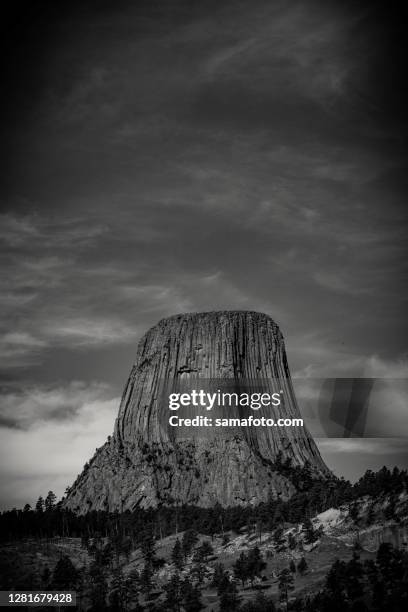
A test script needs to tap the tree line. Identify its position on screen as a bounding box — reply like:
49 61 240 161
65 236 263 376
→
1 463 406 542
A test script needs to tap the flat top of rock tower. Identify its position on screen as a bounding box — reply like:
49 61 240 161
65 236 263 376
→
157 310 279 325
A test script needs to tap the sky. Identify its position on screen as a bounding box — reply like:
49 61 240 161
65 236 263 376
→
0 0 407 509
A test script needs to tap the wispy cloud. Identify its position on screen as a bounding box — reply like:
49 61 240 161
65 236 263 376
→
313 271 372 296
201 2 356 110
364 355 408 378
44 317 141 347
0 213 106 249
0 332 47 364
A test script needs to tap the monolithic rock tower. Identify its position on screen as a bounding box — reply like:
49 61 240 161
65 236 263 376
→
65 311 329 512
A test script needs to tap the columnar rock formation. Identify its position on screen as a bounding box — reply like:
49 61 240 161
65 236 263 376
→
65 311 329 512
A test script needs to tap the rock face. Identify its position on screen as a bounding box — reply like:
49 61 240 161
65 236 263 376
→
65 311 329 512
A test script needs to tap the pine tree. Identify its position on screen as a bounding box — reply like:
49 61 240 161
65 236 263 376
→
303 517 318 544
52 555 79 590
163 573 183 612
75 570 85 612
246 546 266 586
139 562 153 597
366 503 375 526
45 491 57 512
140 526 156 566
290 559 296 573
190 560 208 585
384 496 397 521
41 566 51 587
278 568 294 611
35 496 44 513
325 559 347 603
218 575 239 612
125 568 140 610
288 532 297 550
273 526 286 551
376 542 398 585
297 557 308 575
182 529 199 560
88 562 108 611
138 525 156 599
172 538 184 571
211 563 226 589
233 552 249 587
108 567 126 611
349 502 359 523
181 576 203 612
345 549 364 600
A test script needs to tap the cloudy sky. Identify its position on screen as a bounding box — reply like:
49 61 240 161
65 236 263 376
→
1 0 407 509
